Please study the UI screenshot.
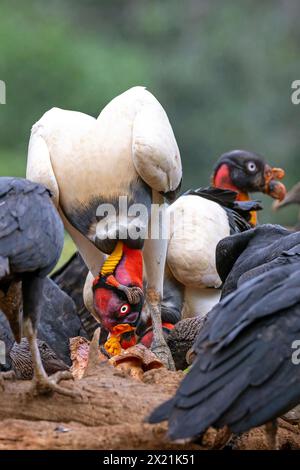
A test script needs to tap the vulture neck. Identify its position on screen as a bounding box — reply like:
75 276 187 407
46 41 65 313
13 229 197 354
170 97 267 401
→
100 241 143 288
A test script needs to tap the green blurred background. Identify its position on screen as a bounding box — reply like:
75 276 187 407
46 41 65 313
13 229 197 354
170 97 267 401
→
0 0 299 266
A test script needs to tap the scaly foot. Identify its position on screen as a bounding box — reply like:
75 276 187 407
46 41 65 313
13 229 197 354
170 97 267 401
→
30 371 81 399
151 341 175 371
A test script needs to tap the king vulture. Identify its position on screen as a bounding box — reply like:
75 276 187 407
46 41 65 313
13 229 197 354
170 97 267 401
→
149 225 300 444
0 177 75 396
163 150 286 321
26 86 182 369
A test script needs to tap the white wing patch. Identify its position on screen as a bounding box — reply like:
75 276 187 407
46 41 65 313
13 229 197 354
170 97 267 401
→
167 195 230 288
131 88 182 193
26 125 60 207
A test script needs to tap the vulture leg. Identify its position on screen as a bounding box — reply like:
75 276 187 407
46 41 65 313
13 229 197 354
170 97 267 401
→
265 420 279 450
22 275 77 398
143 198 175 370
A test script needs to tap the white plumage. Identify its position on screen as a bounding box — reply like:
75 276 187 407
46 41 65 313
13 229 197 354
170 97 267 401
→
167 195 230 288
166 194 231 318
27 86 181 217
26 86 182 368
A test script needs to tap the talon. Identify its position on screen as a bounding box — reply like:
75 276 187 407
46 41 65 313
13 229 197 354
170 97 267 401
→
30 371 80 399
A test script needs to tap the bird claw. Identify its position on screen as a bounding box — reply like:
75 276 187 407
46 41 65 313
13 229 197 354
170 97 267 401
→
30 371 82 399
151 343 175 371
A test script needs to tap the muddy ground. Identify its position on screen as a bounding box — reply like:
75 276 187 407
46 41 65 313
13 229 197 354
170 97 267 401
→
0 358 299 451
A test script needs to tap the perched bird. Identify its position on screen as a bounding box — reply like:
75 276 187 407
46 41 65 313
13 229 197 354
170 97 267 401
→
163 150 286 321
149 227 300 444
26 86 182 368
0 177 75 396
273 181 300 230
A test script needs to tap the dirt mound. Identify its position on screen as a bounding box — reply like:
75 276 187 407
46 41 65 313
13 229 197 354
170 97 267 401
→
0 361 299 450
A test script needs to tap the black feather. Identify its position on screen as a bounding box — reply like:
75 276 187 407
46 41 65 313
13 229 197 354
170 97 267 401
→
0 177 64 347
148 247 300 441
217 224 299 297
184 186 262 234
51 252 98 339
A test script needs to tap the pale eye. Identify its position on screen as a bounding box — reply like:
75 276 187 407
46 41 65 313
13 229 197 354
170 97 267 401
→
247 161 257 173
120 304 130 315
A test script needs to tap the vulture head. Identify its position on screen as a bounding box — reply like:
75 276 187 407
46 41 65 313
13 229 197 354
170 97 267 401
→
92 242 144 353
212 149 286 202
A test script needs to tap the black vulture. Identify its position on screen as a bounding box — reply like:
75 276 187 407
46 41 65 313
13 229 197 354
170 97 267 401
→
0 177 77 396
148 227 300 443
51 252 98 339
217 224 300 297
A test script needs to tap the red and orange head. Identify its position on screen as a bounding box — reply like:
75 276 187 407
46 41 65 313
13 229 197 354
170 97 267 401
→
92 244 144 335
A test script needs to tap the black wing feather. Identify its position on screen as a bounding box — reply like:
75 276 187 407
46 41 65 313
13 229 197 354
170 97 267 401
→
0 177 64 277
51 252 98 339
218 225 300 297
148 261 300 441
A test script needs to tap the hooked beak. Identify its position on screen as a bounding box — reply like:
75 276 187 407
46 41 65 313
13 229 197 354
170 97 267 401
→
263 165 286 201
